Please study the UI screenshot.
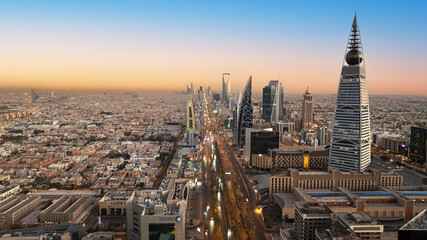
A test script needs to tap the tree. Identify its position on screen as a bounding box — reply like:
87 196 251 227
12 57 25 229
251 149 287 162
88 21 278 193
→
118 161 129 170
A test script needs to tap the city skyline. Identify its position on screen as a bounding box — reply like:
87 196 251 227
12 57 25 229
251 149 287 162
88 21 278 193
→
0 1 426 95
0 2 426 239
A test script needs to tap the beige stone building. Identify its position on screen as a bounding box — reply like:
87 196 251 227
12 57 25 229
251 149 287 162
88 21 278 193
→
0 196 41 228
40 196 92 223
336 212 383 240
273 186 427 223
270 168 402 195
99 191 132 216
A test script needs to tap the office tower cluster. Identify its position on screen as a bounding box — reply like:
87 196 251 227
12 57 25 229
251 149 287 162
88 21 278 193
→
210 14 373 176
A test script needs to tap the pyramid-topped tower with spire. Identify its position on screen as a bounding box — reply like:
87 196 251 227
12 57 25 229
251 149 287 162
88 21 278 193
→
329 14 371 172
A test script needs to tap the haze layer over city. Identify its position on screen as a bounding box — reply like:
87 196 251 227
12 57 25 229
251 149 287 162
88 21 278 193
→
0 1 426 240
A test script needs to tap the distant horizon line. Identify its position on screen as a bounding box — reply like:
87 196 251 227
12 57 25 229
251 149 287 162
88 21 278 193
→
0 87 426 97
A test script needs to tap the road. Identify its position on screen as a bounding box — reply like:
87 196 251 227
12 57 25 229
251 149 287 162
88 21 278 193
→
371 154 424 186
205 105 266 239
195 95 225 240
196 94 275 239
215 131 267 239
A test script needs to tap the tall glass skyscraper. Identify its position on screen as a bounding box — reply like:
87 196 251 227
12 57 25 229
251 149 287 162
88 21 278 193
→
222 73 231 104
237 76 253 148
271 82 284 122
262 80 284 122
329 14 371 172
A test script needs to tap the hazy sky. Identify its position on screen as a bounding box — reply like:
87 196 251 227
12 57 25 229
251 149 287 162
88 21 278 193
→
0 0 426 95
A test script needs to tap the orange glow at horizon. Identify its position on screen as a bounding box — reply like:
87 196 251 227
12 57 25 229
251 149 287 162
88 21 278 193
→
0 25 426 95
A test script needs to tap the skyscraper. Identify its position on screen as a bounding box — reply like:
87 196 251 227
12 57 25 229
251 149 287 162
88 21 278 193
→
232 91 242 145
317 126 329 145
301 86 313 129
262 80 284 122
329 14 371 172
186 99 195 131
409 126 427 165
222 73 231 103
237 76 253 148
31 90 39 103
271 82 284 122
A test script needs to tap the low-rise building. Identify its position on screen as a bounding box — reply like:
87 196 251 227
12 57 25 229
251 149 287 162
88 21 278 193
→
0 186 20 200
40 196 92 223
270 168 402 195
336 212 383 240
99 191 132 216
30 190 99 200
0 196 41 228
252 149 329 171
273 186 427 222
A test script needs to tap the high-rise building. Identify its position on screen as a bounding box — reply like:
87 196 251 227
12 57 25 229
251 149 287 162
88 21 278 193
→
31 90 39 103
301 86 313 129
329 14 371 172
271 82 284 122
207 86 211 96
237 76 253 148
212 93 221 101
222 73 231 103
317 126 329 145
186 99 195 131
243 129 279 166
295 201 332 240
262 80 284 122
409 126 427 165
273 121 295 133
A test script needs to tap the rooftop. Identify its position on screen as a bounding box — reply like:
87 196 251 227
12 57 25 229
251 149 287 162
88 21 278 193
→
337 212 379 226
299 171 330 175
316 224 361 240
400 209 427 230
295 201 332 215
130 190 173 216
100 191 133 202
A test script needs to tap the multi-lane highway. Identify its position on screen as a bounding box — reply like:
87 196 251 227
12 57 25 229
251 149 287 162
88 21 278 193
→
200 97 266 239
197 95 232 240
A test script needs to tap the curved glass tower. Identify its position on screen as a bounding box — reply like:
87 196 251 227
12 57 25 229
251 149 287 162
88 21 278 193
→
222 73 231 103
237 75 253 148
329 14 371 172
